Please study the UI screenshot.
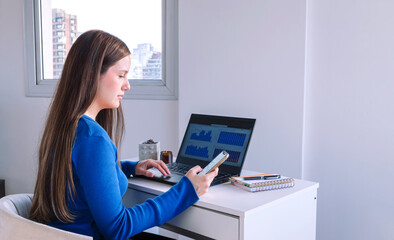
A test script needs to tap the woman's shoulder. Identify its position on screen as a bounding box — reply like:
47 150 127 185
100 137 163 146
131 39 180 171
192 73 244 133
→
75 115 110 142
72 116 116 159
72 116 117 172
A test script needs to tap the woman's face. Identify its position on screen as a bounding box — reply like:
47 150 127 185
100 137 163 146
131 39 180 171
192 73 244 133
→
95 55 131 110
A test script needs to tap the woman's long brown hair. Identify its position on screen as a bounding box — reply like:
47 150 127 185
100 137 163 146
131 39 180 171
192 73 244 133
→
29 30 130 223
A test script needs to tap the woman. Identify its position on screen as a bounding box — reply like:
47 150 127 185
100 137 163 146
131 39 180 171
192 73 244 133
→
29 30 218 240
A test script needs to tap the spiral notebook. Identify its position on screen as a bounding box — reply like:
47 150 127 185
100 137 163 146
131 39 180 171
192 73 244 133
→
230 173 295 192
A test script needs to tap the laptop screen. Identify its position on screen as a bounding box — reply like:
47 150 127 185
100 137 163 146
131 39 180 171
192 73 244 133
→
177 114 256 176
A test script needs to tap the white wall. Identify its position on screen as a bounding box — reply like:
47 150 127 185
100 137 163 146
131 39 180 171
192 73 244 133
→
304 1 394 239
179 0 394 239
179 0 307 178
0 0 178 195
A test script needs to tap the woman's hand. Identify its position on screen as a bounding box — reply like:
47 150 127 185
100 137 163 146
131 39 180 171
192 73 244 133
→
135 159 171 177
185 166 218 197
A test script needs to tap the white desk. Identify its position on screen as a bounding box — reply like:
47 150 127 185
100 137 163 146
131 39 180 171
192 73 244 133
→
123 170 319 240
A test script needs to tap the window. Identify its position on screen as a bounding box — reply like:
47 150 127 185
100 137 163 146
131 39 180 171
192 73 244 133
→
23 0 178 99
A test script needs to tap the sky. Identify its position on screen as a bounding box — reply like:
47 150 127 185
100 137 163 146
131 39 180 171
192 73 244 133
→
47 0 162 51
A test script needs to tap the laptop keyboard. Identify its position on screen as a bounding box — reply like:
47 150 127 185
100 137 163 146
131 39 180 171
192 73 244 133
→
167 163 192 174
168 163 232 183
147 163 232 184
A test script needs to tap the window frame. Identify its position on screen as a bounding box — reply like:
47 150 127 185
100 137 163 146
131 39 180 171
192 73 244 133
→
23 0 178 100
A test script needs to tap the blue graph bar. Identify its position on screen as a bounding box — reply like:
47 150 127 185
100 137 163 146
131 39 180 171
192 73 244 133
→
190 130 212 142
185 145 209 159
217 132 246 146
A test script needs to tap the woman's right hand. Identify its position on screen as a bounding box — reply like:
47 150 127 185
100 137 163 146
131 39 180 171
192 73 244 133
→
185 166 218 197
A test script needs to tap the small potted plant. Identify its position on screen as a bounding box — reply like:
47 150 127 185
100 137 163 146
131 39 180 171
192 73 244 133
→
139 139 160 160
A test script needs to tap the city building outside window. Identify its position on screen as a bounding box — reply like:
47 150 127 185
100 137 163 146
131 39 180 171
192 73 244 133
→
23 0 178 99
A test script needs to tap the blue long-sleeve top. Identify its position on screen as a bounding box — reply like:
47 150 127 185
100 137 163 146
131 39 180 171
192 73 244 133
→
49 115 199 239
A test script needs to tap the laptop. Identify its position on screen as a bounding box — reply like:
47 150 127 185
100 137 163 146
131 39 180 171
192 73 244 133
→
139 113 256 186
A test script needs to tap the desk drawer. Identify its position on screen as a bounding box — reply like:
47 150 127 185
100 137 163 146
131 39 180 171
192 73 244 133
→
124 188 239 240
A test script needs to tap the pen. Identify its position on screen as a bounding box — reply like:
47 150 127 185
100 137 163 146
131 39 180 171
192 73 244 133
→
243 174 281 180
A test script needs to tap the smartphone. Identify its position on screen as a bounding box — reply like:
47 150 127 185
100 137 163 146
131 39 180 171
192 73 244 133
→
198 151 229 175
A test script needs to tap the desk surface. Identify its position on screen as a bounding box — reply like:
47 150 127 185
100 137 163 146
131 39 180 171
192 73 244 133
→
125 164 319 240
127 170 319 218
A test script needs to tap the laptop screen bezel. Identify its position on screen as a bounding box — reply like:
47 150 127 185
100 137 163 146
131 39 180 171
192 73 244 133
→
176 113 256 176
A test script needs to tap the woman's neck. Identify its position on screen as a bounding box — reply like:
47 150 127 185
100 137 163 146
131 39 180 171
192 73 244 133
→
83 106 101 120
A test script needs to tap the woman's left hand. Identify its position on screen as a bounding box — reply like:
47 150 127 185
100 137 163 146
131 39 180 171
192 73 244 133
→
135 159 171 177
